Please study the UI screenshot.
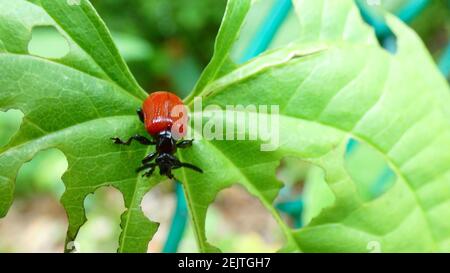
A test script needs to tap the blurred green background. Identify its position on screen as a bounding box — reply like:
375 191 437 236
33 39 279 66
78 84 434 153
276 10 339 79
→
0 0 448 252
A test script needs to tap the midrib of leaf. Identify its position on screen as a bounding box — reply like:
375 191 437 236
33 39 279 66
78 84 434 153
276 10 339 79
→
205 141 300 248
0 53 142 154
0 115 135 156
177 151 209 252
118 145 154 253
182 121 302 252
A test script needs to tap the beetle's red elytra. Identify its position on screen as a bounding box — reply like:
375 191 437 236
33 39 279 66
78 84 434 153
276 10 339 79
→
111 91 202 179
142 91 187 139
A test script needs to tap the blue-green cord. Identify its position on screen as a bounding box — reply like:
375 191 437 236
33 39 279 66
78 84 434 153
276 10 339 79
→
439 43 450 78
162 182 188 253
276 198 304 228
346 138 358 154
355 0 430 39
370 166 395 198
240 0 292 63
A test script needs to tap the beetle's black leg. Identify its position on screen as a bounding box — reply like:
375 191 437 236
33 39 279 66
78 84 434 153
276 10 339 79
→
157 154 202 175
142 152 158 164
142 166 156 177
111 135 155 146
137 108 144 123
174 162 203 173
136 162 157 173
176 139 194 148
167 172 176 180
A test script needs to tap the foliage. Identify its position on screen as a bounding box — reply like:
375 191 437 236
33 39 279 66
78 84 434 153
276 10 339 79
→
0 0 449 253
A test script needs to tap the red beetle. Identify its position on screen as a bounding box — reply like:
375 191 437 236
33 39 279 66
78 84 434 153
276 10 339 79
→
111 91 202 179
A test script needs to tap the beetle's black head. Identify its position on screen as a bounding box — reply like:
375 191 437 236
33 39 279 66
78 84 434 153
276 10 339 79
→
155 130 177 154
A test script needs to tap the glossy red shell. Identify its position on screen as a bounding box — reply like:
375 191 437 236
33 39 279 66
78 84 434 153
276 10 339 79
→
142 91 187 139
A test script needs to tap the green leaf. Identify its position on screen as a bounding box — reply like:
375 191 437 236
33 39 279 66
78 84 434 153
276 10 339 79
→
301 165 335 226
0 0 156 253
292 0 379 45
1 0 449 254
177 1 450 252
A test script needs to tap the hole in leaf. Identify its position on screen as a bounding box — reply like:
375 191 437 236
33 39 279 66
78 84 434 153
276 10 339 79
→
275 157 308 228
355 0 398 54
345 139 397 202
28 26 70 59
15 149 68 198
0 109 24 148
381 34 398 54
301 164 335 227
75 186 125 253
205 185 283 252
0 194 68 252
142 181 177 253
276 157 335 228
0 149 68 252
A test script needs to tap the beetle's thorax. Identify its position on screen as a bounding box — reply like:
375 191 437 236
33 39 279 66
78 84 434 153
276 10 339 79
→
155 130 177 154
